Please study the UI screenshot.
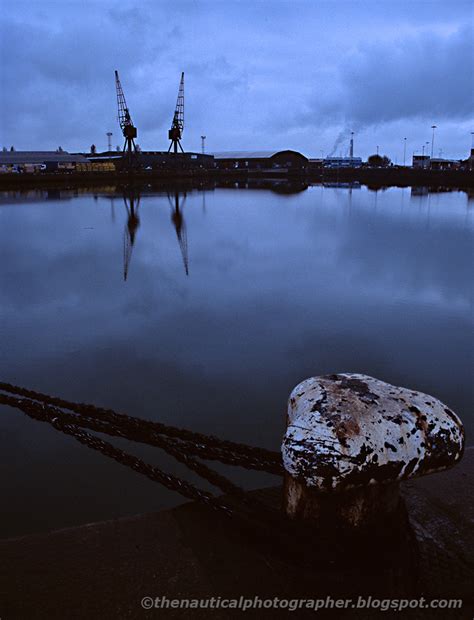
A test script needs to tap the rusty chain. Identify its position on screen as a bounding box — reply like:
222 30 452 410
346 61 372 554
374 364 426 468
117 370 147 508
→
0 385 317 562
0 392 247 502
0 382 423 569
2 383 470 599
0 381 282 474
1 393 232 509
0 384 294 535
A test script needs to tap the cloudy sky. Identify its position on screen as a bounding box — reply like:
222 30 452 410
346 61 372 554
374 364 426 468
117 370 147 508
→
0 0 472 160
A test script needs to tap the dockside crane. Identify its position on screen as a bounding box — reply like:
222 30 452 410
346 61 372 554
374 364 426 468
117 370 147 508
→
168 73 184 153
115 70 138 164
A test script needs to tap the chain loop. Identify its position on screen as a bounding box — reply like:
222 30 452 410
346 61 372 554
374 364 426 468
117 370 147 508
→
0 381 282 474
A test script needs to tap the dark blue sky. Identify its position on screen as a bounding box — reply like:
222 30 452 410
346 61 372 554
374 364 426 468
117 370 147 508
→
0 0 472 160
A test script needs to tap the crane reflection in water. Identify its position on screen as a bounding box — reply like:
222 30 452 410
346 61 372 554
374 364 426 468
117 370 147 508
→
168 191 189 276
122 188 189 281
122 188 140 281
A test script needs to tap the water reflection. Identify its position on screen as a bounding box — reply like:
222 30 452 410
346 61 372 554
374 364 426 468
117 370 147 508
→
1 181 474 205
121 188 189 279
411 186 429 197
169 191 189 276
323 181 361 190
216 179 309 194
123 187 141 281
0 181 472 537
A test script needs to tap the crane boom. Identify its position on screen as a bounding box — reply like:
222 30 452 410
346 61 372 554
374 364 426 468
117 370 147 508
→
115 70 133 129
168 72 184 153
114 70 138 164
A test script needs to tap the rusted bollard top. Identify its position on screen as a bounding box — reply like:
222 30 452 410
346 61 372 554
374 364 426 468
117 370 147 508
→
282 373 464 492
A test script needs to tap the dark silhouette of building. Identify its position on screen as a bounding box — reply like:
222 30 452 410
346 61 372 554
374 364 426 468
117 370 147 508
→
0 151 89 173
211 150 308 171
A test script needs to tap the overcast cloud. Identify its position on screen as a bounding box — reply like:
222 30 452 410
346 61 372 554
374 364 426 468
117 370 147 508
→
0 0 473 160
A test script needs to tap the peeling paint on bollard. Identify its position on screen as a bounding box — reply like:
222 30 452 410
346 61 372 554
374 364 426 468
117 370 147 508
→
282 373 465 529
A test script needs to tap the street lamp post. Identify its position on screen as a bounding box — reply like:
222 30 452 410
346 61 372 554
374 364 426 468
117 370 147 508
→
403 137 407 166
431 125 437 159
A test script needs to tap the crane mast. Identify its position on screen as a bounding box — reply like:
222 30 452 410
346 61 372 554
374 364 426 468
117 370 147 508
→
115 70 138 164
168 72 184 154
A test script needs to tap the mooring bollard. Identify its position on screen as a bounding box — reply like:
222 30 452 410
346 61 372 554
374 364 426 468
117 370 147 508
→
282 373 464 532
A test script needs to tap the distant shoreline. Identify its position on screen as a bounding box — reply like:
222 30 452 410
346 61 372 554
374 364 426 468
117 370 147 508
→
312 166 474 189
0 167 473 190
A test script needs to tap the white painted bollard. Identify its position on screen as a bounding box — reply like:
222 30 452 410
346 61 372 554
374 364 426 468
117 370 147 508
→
282 373 465 531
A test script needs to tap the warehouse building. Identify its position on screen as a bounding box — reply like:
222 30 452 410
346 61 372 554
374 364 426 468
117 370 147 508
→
412 155 461 171
211 150 308 171
428 158 461 171
323 156 363 169
137 151 214 170
86 151 214 170
0 151 89 173
412 155 430 169
460 148 474 171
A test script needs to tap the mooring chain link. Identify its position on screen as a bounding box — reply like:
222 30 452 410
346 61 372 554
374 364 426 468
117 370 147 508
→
1 382 430 571
0 381 282 474
0 392 249 499
58 421 234 514
2 382 471 590
0 392 233 514
0 381 310 558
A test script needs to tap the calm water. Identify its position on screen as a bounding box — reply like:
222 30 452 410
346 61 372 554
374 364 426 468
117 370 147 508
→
1 182 473 538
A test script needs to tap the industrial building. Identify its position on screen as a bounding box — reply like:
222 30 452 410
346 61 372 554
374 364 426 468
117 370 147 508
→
85 151 214 170
457 148 474 171
308 158 324 169
322 157 363 169
429 158 461 171
211 150 308 171
412 155 460 170
412 155 430 169
0 151 89 173
318 132 362 169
